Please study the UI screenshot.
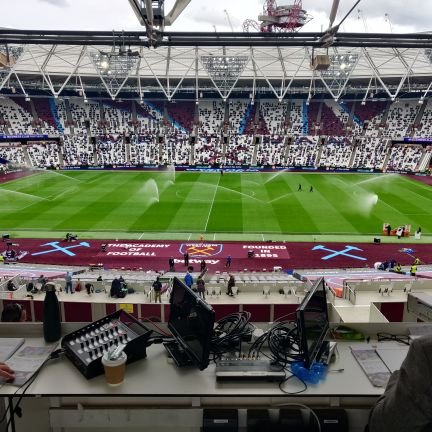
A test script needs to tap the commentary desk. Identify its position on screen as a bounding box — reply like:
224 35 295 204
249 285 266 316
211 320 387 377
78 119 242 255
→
0 322 417 432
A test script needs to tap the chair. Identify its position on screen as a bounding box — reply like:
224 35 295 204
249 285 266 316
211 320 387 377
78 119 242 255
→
214 286 221 296
263 286 270 298
282 286 290 297
231 286 238 297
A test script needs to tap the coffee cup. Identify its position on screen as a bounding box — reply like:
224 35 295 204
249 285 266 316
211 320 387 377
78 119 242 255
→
101 351 127 386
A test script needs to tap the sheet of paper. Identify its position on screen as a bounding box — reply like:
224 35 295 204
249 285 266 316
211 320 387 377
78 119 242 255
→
350 346 391 388
0 338 25 362
5 344 56 386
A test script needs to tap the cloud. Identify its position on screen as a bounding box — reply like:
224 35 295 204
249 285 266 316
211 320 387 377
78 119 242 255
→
39 0 69 7
305 0 432 31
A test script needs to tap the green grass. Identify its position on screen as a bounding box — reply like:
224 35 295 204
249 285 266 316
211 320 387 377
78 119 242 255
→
0 170 430 240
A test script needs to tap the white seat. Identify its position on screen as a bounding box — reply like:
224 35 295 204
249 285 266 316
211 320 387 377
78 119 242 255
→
283 286 290 297
263 286 270 298
231 286 238 297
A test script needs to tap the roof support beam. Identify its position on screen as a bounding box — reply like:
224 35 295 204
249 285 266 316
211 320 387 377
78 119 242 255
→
393 48 420 99
362 47 393 99
55 46 87 97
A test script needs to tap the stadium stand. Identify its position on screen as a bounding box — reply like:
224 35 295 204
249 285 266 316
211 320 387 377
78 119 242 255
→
103 101 133 134
27 143 61 168
318 136 353 169
130 134 158 165
194 134 222 164
161 132 190 164
0 144 26 165
62 133 94 166
0 96 430 172
413 102 432 138
32 98 61 136
256 134 286 166
70 99 103 135
288 100 305 135
382 101 419 139
260 100 288 135
229 100 250 134
351 137 390 169
225 135 253 165
286 136 319 167
0 97 36 135
96 135 126 165
166 101 195 133
387 144 424 172
198 100 224 134
136 101 162 134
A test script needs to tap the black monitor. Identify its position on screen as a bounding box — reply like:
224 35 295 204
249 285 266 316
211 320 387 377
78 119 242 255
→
296 278 329 369
168 277 215 370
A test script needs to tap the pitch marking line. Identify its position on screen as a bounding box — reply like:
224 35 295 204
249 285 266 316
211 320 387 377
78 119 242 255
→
204 175 221 232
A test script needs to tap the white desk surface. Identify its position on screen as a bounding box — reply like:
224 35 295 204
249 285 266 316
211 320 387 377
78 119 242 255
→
0 337 409 398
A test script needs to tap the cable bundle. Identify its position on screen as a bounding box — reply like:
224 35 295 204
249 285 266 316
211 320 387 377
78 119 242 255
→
210 312 255 357
248 320 303 366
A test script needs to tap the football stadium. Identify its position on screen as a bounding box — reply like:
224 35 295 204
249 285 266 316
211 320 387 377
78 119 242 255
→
1 1 432 430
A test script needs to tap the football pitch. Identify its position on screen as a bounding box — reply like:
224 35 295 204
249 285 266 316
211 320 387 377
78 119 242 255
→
0 170 430 240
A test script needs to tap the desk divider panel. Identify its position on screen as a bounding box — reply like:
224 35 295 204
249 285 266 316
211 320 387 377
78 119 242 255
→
105 303 118 316
273 304 298 321
141 303 163 321
379 302 405 322
63 302 92 322
242 304 271 322
212 304 240 321
33 300 45 322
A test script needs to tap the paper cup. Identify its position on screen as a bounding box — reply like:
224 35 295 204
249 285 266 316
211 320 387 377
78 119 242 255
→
101 352 127 387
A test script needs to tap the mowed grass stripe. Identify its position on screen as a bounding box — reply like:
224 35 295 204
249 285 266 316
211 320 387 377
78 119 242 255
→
127 172 200 232
261 173 293 233
272 174 321 233
206 173 244 233
358 177 427 229
165 173 220 232
52 172 145 231
86 172 171 231
319 175 380 233
9 172 117 230
239 173 284 234
0 172 96 228
288 174 360 234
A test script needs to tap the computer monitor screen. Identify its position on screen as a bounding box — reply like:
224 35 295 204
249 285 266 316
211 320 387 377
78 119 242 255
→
168 277 215 370
296 278 329 368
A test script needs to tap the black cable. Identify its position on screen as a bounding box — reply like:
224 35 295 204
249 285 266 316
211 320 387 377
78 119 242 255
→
278 372 308 395
5 349 64 430
210 312 255 357
247 320 303 366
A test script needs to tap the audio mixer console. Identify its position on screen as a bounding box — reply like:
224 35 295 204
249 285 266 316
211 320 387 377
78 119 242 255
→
61 310 153 379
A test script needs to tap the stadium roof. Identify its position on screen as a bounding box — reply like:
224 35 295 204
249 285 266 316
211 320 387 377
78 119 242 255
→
1 30 432 100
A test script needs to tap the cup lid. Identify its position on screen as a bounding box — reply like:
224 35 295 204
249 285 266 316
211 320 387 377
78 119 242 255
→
101 351 127 367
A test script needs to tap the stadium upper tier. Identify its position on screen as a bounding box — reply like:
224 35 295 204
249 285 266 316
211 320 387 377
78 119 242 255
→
0 96 431 172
